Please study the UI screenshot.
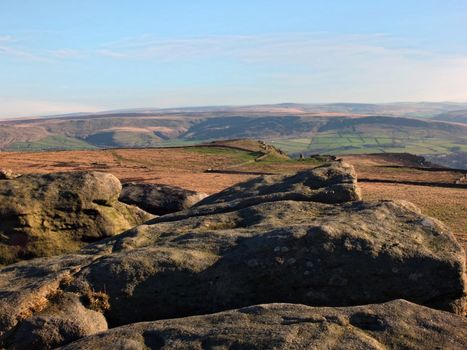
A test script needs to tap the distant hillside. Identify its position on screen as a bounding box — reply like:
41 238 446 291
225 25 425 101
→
0 115 194 149
1 106 467 169
433 110 467 124
181 116 325 140
425 152 467 170
28 101 467 119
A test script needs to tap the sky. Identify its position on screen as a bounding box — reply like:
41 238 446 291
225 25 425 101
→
0 0 467 118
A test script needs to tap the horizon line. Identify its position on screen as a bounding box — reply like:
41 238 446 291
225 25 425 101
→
2 99 467 121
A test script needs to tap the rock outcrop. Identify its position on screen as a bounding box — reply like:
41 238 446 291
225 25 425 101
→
0 171 153 265
119 183 207 215
0 162 465 349
0 168 20 180
158 161 361 222
196 160 360 206
12 292 107 350
59 300 467 350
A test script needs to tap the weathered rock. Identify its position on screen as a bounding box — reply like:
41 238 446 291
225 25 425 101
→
158 161 362 222
119 183 207 215
11 292 107 350
0 254 92 342
59 300 467 350
75 200 466 326
196 161 361 206
0 163 465 349
0 169 20 180
0 171 153 265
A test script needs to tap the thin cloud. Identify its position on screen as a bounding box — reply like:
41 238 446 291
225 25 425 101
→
97 49 129 59
0 45 52 62
0 36 81 62
47 48 83 59
94 33 467 102
95 33 442 63
1 32 466 108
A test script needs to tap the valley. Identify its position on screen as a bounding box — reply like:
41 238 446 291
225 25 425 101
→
1 104 467 169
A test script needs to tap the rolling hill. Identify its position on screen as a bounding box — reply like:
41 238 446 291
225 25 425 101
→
1 103 467 168
433 110 467 124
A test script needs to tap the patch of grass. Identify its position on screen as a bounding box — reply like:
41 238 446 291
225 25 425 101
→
83 288 111 312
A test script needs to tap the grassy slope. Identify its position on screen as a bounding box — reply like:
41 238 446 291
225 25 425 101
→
2 114 466 159
6 135 97 151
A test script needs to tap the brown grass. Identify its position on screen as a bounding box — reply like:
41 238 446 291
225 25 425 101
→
0 148 465 250
0 148 257 194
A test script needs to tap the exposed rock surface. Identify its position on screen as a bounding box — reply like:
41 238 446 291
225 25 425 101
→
0 168 20 180
195 160 360 206
157 161 362 222
12 292 107 350
60 300 467 350
119 183 207 215
77 200 466 325
0 171 153 265
0 162 465 349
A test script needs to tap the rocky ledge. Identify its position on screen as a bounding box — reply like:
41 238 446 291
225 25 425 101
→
0 171 153 265
59 300 467 350
0 162 465 349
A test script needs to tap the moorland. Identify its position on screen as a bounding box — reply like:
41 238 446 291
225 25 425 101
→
0 139 465 251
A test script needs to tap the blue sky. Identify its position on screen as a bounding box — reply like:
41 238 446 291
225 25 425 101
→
0 0 466 117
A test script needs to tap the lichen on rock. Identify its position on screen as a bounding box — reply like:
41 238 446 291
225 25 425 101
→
0 171 153 265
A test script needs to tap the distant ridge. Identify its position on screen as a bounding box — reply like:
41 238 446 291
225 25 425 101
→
4 101 467 121
433 110 467 124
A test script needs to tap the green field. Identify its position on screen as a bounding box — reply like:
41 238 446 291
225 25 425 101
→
269 138 313 153
5 124 467 166
270 130 467 156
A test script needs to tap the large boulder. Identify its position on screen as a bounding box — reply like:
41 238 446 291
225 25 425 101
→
72 200 466 326
0 171 153 265
59 300 467 350
195 160 360 206
157 161 362 222
119 183 207 215
0 162 465 349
